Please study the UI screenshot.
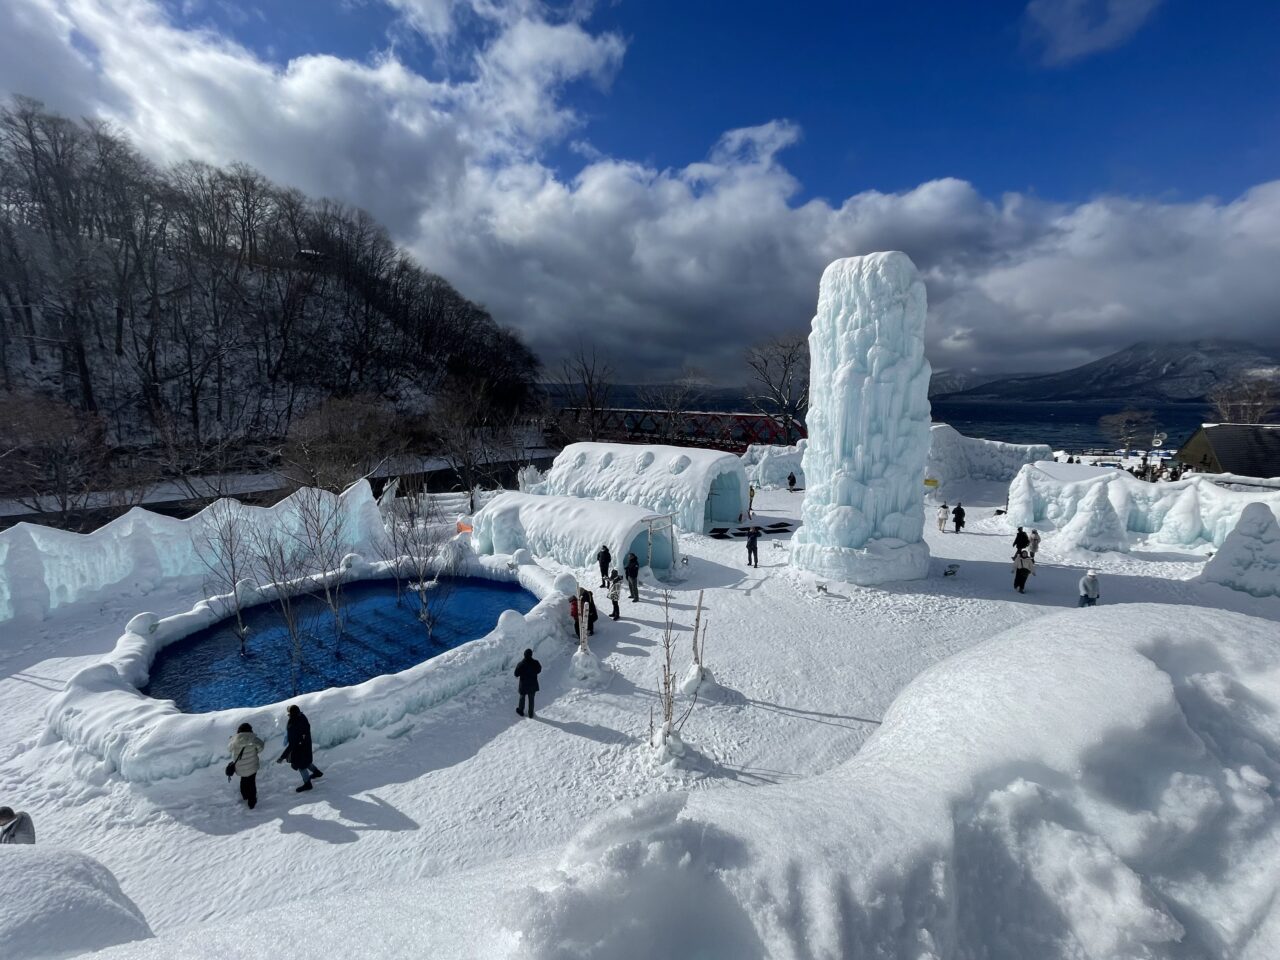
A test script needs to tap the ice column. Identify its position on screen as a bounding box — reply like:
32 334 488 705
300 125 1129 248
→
790 252 932 584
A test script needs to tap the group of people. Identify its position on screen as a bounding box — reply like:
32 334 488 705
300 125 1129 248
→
225 704 324 811
1010 526 1041 593
937 502 966 533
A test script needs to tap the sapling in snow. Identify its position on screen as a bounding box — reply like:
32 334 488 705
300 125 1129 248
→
196 498 253 653
650 591 698 760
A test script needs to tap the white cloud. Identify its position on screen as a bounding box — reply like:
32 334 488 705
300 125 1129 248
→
2 0 1276 382
1024 0 1163 65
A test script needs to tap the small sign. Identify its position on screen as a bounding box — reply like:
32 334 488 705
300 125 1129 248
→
923 478 940 488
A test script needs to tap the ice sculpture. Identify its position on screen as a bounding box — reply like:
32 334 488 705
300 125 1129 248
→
1198 502 1280 597
790 252 932 584
1056 481 1129 553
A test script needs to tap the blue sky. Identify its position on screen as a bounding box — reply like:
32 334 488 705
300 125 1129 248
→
2 0 1279 379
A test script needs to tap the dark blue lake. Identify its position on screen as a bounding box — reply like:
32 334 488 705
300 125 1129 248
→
143 577 537 713
929 400 1212 451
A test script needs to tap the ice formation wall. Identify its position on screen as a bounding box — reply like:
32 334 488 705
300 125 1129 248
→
790 252 932 585
0 482 385 624
925 424 1052 497
1007 461 1280 549
1198 502 1280 597
740 441 806 490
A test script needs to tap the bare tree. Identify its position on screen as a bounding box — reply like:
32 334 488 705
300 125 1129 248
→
433 380 517 512
196 498 253 651
289 487 349 654
1098 409 1158 450
1207 375 1277 424
282 396 407 493
553 343 614 442
649 591 697 755
745 332 809 445
638 367 705 442
248 523 307 696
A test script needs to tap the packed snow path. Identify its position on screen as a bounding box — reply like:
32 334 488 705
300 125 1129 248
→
1 488 1276 957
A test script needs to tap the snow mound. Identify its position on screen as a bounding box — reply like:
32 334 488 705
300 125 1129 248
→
0 481 384 625
740 441 805 490
569 647 609 687
1199 502 1280 597
0 846 152 959
1007 461 1280 547
925 423 1052 497
531 442 748 534
791 252 932 585
509 605 1280 959
471 492 680 573
1056 480 1130 553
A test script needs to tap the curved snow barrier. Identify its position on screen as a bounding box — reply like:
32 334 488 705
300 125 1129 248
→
43 554 568 783
510 604 1280 959
0 482 385 625
531 442 748 534
1007 461 1280 548
925 423 1052 496
0 846 152 958
1198 502 1280 597
471 492 680 572
740 441 805 490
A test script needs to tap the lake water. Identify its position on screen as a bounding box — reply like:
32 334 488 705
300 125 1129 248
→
929 400 1212 451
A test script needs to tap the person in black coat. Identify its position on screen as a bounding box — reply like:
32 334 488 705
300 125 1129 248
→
952 502 966 534
787 471 797 492
514 648 541 718
276 704 323 792
596 544 611 587
1013 527 1030 552
623 552 640 602
745 526 760 568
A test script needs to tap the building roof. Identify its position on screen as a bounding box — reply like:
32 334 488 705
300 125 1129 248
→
1183 423 1280 479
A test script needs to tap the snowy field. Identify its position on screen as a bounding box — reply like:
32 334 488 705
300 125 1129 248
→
2 483 1279 959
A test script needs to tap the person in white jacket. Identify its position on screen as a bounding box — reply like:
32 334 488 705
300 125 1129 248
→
228 722 266 810
937 503 949 532
1078 570 1100 607
0 806 35 844
1028 529 1042 558
1012 549 1036 593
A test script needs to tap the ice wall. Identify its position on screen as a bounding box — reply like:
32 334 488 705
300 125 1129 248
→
1198 502 1280 597
925 423 1052 497
740 441 805 490
0 482 385 624
1007 462 1280 549
790 252 932 585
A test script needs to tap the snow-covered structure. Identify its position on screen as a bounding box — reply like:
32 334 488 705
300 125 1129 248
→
512 604 1280 958
531 442 748 535
0 846 152 958
740 441 805 490
791 252 932 585
1198 502 1280 597
471 492 679 573
1056 480 1129 553
0 482 385 625
925 423 1052 497
1007 461 1280 548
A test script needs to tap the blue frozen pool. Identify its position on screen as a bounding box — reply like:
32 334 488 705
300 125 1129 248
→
142 577 537 713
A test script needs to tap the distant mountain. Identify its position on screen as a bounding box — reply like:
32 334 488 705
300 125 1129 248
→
927 369 1011 398
943 340 1280 403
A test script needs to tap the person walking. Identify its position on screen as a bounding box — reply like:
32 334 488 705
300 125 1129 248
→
276 705 323 793
596 544 611 588
514 648 541 718
1078 570 1100 607
1012 549 1035 594
624 552 640 602
227 722 265 810
745 526 760 568
747 483 756 517
1013 527 1030 552
952 502 966 534
787 471 797 493
937 502 949 532
607 570 622 620
0 806 35 844
1028 529 1042 558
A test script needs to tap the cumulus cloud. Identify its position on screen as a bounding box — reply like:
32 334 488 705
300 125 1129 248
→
1024 0 1163 65
2 0 1277 382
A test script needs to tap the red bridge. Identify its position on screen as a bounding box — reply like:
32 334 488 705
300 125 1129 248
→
552 408 806 453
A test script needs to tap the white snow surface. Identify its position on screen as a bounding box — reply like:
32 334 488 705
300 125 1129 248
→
1199 502 1280 597
0 846 152 958
740 441 805 490
792 252 932 584
1008 461 1280 548
5 487 1280 960
530 441 748 534
471 491 679 572
925 423 1053 498
0 482 384 625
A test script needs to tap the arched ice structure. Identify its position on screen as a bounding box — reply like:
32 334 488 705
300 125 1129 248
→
790 252 932 585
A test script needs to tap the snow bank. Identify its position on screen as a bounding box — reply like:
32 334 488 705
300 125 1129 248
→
740 441 805 490
43 552 571 784
792 252 932 585
0 481 385 625
471 492 680 572
530 442 748 534
925 423 1052 497
1198 502 1280 598
509 604 1280 959
1007 461 1280 548
0 846 152 958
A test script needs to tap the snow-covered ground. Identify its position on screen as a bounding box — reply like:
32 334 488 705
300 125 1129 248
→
2 483 1278 958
